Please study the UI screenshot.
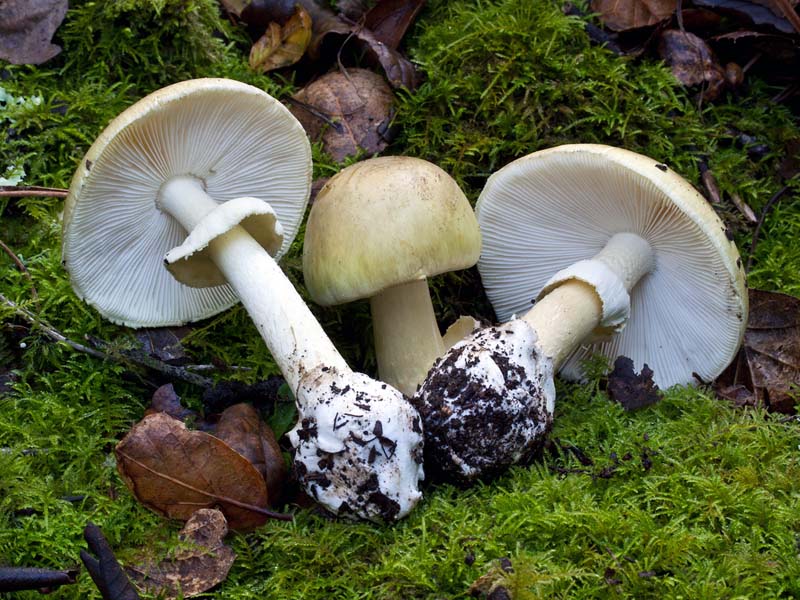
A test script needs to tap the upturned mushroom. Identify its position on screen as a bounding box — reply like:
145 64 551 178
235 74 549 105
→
302 156 482 397
62 78 424 522
414 144 748 484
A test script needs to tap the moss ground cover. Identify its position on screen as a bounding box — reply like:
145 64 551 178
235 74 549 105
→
1 0 799 597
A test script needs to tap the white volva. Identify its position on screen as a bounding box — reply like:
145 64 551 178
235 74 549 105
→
63 79 424 522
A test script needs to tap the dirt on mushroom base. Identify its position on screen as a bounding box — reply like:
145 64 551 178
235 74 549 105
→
413 321 555 485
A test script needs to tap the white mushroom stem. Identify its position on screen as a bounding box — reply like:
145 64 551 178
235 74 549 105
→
158 176 348 391
370 279 446 397
158 176 424 522
521 232 655 369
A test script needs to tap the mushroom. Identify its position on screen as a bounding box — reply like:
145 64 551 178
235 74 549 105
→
62 78 424 522
414 144 748 484
302 156 482 397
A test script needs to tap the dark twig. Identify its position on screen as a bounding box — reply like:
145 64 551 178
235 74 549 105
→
0 293 212 387
80 523 140 600
0 567 78 593
0 186 68 198
284 97 344 132
746 184 792 272
0 238 40 307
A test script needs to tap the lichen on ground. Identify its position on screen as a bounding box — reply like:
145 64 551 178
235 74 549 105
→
1 0 799 598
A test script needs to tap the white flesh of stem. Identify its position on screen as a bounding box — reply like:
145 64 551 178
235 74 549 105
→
370 279 445 397
521 232 654 369
158 176 349 393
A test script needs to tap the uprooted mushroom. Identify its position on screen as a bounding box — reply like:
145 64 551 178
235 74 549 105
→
62 78 424 522
414 144 748 485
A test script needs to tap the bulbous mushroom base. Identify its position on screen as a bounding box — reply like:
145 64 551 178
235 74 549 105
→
413 320 556 485
288 366 425 523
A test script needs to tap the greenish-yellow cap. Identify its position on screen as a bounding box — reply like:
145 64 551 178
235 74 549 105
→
303 156 481 306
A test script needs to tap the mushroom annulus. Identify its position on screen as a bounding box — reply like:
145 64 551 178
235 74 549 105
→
303 156 482 397
414 144 748 484
61 78 424 522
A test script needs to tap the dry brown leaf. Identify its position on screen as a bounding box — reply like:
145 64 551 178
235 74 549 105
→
715 289 800 413
363 0 427 50
302 0 421 89
658 30 728 101
115 412 275 530
607 356 662 411
290 68 395 162
694 0 800 33
0 0 68 65
212 403 287 504
126 509 235 598
590 0 675 31
249 5 313 72
145 383 197 422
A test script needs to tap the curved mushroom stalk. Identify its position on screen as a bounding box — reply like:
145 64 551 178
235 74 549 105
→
415 144 748 486
161 177 424 522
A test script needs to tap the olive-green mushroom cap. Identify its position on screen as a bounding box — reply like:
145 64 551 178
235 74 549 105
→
303 156 482 306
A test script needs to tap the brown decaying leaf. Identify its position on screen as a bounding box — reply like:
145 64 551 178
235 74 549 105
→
658 29 728 101
219 0 250 17
126 509 235 599
290 68 395 162
250 4 313 72
212 403 287 504
145 383 197 422
0 0 68 65
115 412 272 530
136 326 191 364
590 0 675 31
302 0 421 89
693 0 800 34
715 289 800 413
607 356 662 411
364 0 427 50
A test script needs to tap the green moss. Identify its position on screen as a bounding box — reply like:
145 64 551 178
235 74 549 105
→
1 0 800 597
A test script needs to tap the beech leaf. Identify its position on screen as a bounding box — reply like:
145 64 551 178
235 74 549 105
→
715 289 800 413
658 30 728 101
115 412 283 530
0 0 68 65
212 403 287 503
607 356 662 411
290 68 395 162
590 0 675 31
363 0 427 50
126 509 236 599
249 5 313 72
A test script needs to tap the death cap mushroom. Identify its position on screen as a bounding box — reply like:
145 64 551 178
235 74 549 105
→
303 156 482 396
62 78 311 327
476 143 748 388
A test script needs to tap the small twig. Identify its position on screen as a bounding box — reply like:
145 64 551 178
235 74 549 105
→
730 192 758 224
0 186 68 198
0 293 213 387
284 97 344 132
746 184 792 272
0 239 40 307
0 567 78 593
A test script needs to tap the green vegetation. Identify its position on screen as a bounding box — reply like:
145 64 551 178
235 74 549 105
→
1 0 799 597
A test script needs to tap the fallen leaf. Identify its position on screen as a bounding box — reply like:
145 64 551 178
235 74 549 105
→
136 327 191 364
219 0 252 17
212 403 287 503
715 289 800 413
249 4 313 72
115 412 275 530
145 383 197 422
126 509 236 599
302 0 421 89
290 68 395 162
694 0 800 33
590 0 675 31
0 0 68 65
363 0 427 50
337 0 372 20
658 29 728 101
607 356 662 411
